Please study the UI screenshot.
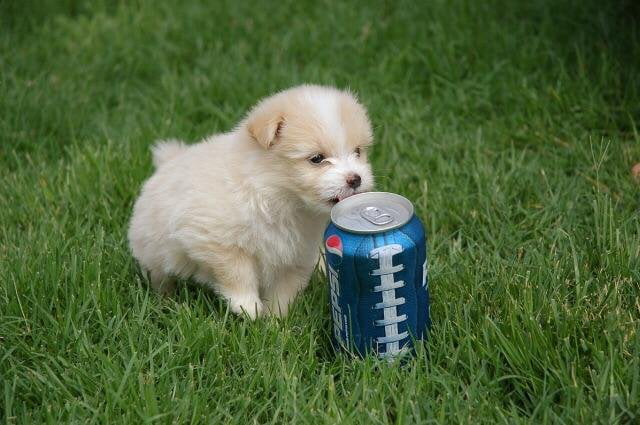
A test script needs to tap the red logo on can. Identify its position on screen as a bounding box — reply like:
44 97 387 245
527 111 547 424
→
325 235 343 257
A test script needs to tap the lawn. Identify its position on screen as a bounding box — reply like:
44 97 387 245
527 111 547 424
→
1 0 639 423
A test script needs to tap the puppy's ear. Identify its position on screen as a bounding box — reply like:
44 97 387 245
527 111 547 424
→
246 102 284 149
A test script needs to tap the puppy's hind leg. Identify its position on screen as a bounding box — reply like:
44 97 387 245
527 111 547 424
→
147 269 177 296
196 246 263 319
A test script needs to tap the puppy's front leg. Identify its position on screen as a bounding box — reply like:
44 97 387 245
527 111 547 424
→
263 266 312 317
205 247 264 319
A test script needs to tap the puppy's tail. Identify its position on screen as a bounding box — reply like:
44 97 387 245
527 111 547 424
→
152 139 187 168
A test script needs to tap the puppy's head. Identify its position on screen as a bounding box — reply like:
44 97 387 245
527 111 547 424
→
245 85 374 213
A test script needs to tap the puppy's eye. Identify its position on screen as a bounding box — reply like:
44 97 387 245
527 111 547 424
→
355 147 361 157
309 153 325 164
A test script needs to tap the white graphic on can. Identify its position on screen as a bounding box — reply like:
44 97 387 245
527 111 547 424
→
422 259 427 288
328 263 343 344
422 258 429 318
369 244 408 357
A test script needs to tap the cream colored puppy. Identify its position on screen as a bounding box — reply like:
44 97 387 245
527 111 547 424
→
128 85 374 318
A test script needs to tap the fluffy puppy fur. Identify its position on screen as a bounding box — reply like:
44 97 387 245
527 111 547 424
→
128 85 374 318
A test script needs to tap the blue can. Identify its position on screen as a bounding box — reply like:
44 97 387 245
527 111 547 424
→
324 192 430 360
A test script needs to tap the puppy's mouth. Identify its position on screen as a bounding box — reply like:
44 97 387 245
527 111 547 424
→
328 192 358 206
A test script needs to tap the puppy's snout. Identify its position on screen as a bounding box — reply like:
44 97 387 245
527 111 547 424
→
346 173 362 189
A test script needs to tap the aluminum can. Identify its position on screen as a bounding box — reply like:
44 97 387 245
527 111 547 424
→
324 192 430 359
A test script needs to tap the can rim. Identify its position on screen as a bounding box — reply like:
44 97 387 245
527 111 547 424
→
330 191 415 234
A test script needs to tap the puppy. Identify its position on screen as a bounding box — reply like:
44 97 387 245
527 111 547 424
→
128 85 374 318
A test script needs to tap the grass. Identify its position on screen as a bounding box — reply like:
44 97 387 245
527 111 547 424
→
1 0 639 423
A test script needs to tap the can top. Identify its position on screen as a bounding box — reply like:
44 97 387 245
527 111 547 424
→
330 192 415 234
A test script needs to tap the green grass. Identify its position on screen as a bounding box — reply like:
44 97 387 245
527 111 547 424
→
2 0 639 423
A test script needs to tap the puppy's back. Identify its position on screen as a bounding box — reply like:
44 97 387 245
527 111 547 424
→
152 140 188 168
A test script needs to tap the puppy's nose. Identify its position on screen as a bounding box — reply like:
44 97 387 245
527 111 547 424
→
346 173 361 189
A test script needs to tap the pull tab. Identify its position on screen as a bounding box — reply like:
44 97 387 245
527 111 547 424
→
360 206 393 226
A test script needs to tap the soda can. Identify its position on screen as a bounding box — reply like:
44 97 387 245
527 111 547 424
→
324 192 430 360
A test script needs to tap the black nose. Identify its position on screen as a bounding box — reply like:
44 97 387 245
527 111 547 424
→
346 173 361 189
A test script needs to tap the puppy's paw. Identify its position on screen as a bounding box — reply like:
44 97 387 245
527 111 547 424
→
228 293 264 320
